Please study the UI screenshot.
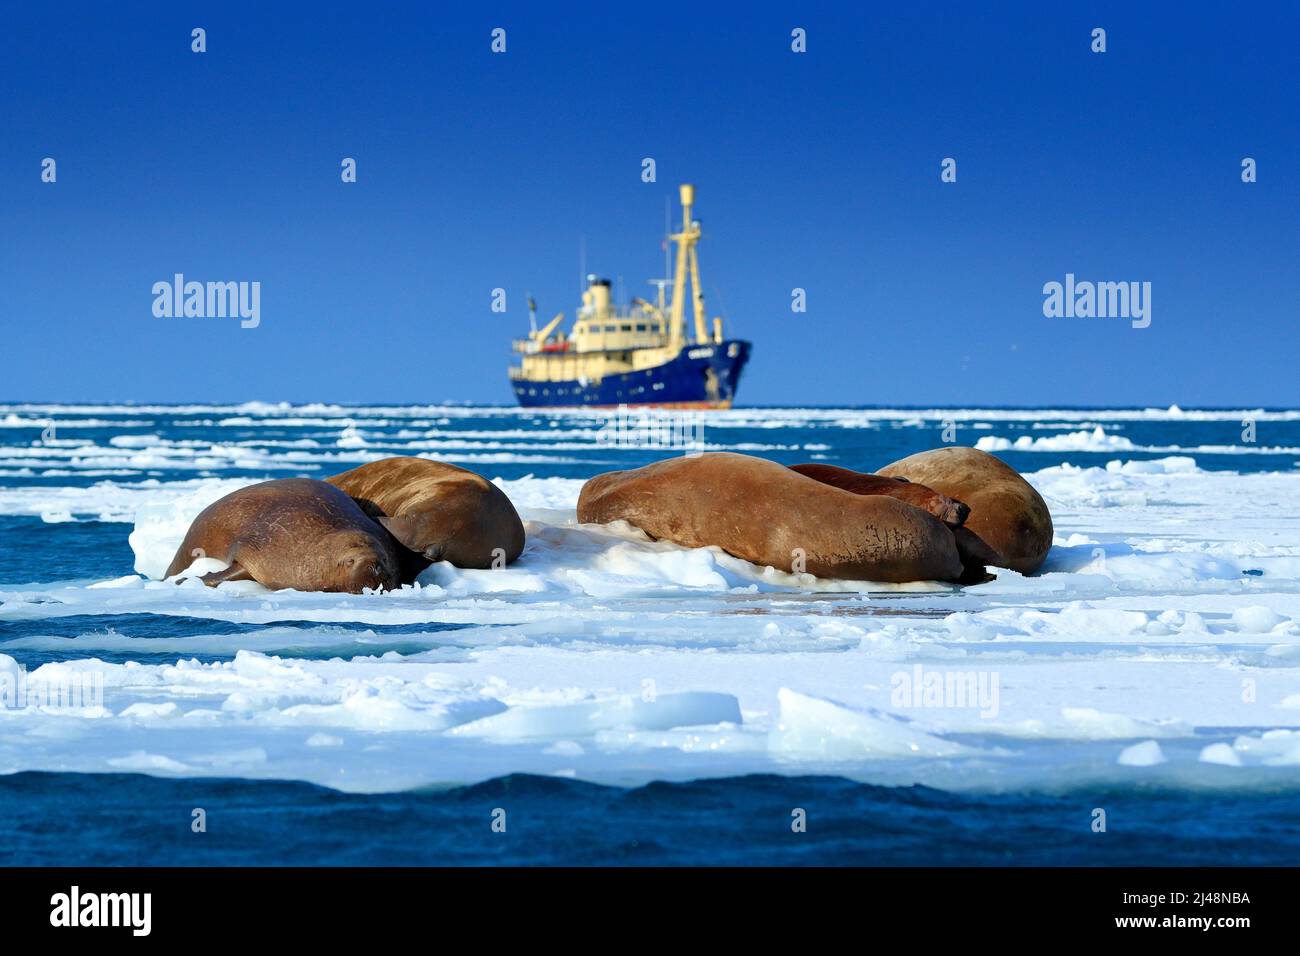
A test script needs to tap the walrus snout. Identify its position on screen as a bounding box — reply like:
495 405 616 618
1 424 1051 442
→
334 538 400 592
929 495 970 527
339 556 398 592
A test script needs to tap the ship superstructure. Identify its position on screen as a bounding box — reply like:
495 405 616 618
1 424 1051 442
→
509 184 751 408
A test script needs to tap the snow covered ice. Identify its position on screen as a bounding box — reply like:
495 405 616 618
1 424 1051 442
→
0 403 1298 795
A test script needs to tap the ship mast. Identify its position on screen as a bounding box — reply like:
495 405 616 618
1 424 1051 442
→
667 184 712 348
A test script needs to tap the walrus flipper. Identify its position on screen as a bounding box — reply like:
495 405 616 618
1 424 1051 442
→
952 527 1003 585
198 563 255 587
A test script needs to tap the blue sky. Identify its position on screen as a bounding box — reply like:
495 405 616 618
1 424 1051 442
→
4 1 1297 407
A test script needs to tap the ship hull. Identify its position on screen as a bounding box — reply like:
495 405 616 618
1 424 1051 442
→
512 340 751 409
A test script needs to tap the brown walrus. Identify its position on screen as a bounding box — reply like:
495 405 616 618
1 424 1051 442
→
577 452 964 583
877 447 1053 575
790 462 1003 583
788 463 971 527
325 457 525 578
164 478 402 593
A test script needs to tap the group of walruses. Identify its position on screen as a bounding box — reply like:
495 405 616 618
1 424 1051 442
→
164 448 1053 593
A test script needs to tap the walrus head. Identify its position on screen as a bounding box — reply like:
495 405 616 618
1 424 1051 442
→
947 498 972 527
886 475 970 528
375 513 458 564
376 509 523 570
326 530 401 592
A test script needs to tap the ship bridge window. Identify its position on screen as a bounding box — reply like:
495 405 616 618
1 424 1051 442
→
620 324 632 332
605 324 618 333
635 324 647 332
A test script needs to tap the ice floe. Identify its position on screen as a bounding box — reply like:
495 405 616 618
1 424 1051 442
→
1 405 1299 793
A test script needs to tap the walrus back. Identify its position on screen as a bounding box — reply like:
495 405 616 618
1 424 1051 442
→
165 503 230 577
577 453 963 583
162 487 269 577
325 457 526 568
575 469 633 525
789 462 971 527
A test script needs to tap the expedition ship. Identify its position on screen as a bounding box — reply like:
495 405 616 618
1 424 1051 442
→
509 184 751 409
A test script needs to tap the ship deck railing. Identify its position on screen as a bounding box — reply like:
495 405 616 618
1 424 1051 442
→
512 337 679 355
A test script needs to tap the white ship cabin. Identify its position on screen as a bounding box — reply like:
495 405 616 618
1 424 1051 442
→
514 277 680 356
570 278 669 351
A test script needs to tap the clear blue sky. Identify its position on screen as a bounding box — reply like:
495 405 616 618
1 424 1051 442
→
4 1 1297 407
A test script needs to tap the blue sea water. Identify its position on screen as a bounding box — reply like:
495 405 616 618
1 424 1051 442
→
4 771 1299 866
1 403 1298 866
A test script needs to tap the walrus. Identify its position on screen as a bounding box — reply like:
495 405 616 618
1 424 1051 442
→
877 447 1053 575
790 462 1002 583
577 452 964 583
164 478 402 593
788 463 971 527
324 457 525 578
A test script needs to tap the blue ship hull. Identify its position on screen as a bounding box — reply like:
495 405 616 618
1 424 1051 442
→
512 340 751 408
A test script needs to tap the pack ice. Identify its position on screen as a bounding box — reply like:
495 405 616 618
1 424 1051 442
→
1 419 1298 793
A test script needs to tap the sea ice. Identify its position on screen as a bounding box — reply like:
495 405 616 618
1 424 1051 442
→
1 403 1298 794
1117 740 1166 767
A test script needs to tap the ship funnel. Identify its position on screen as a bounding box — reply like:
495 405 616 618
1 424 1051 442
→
587 276 612 314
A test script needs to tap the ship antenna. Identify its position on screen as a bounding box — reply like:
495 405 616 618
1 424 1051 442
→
578 235 586 297
649 278 670 313
526 292 538 334
664 195 671 289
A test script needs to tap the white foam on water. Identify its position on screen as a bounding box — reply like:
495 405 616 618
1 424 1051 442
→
5 402 1300 429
